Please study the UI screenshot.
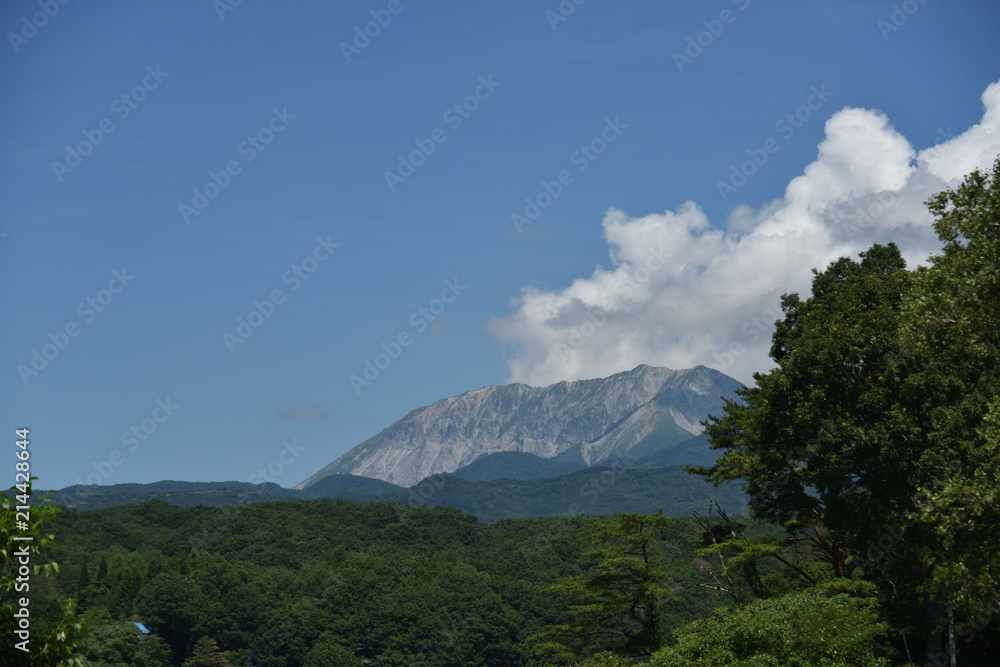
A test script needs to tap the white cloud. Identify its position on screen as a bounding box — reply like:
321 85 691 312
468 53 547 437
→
487 80 1000 387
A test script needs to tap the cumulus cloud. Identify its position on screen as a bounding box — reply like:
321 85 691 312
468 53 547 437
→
487 81 1000 387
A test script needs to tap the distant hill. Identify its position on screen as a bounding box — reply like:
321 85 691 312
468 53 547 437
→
299 473 403 497
45 481 299 512
402 465 745 523
48 464 746 523
52 480 288 495
46 476 398 512
297 364 742 489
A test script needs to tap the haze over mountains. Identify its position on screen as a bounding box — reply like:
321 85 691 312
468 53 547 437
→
296 365 742 489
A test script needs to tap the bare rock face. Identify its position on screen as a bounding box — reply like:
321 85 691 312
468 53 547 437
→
295 365 742 489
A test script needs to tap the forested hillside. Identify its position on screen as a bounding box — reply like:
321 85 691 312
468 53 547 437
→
3 498 761 666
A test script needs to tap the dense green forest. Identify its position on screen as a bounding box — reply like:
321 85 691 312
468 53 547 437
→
3 160 999 665
3 497 768 666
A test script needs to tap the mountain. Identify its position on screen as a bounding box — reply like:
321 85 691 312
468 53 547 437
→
46 475 403 512
452 451 587 482
296 364 742 489
400 465 746 523
300 473 403 497
45 480 300 511
46 465 746 523
629 433 719 469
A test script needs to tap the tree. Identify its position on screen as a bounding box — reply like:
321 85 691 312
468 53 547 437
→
692 157 1000 663
304 635 363 667
648 585 900 667
533 511 674 661
685 498 819 604
695 243 913 578
79 616 172 667
901 156 1000 652
1 484 89 666
75 562 90 599
182 637 231 667
134 571 214 664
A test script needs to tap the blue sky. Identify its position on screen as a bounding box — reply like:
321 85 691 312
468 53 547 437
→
3 0 999 490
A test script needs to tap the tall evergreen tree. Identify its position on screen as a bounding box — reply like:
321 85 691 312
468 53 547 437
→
76 560 91 598
534 511 674 661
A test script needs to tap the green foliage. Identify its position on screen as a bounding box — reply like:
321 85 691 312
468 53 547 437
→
902 157 1000 627
696 242 912 578
181 637 231 666
534 511 675 661
649 585 900 666
576 651 640 667
685 499 819 605
28 497 731 666
688 158 1000 662
407 465 746 523
303 635 363 667
79 616 171 667
1 485 89 666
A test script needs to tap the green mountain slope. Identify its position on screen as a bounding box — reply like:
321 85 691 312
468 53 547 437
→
451 451 587 481
48 463 745 522
404 464 745 523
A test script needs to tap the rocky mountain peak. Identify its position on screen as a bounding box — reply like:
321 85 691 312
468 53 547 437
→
295 364 741 489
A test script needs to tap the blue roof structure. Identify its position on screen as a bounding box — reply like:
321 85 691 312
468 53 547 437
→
134 623 151 635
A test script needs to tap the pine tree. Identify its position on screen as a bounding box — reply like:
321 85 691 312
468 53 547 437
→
533 511 674 660
76 560 91 598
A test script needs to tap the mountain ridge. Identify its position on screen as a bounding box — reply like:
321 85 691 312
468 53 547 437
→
297 364 742 489
45 464 747 523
